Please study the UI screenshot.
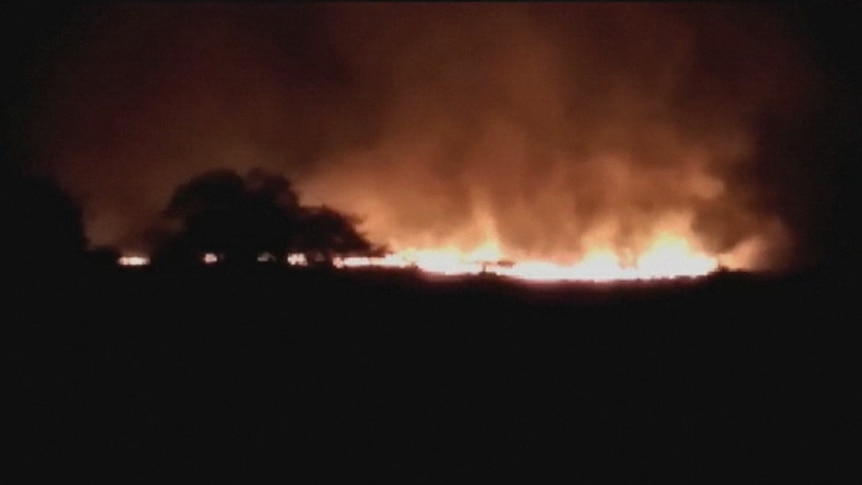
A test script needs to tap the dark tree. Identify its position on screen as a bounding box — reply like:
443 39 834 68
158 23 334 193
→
153 168 379 265
0 167 87 273
295 205 382 262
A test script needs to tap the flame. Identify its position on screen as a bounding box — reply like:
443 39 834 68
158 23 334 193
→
118 255 150 267
336 233 719 282
287 253 309 266
119 232 731 281
329 209 757 282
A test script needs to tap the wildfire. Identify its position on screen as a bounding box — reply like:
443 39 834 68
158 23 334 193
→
334 234 722 282
119 220 744 282
117 254 150 267
115 236 725 281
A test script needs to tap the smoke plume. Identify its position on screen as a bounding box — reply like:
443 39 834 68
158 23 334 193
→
25 3 832 269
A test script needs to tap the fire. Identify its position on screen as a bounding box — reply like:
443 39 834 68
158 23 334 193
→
117 255 150 267
335 234 722 282
497 236 718 282
331 208 744 282
115 234 726 281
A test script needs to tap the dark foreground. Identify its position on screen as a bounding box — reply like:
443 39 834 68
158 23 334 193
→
8 265 858 483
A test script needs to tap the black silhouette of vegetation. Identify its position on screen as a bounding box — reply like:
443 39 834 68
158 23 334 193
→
295 205 382 262
1 166 86 273
151 168 382 266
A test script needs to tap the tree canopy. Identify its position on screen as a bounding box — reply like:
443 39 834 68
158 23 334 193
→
152 168 381 265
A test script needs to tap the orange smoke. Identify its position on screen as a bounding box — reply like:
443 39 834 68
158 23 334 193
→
32 4 818 271
293 4 807 274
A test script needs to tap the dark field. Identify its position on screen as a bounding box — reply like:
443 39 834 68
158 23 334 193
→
8 265 857 483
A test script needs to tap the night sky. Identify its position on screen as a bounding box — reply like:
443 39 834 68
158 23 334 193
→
2 3 860 271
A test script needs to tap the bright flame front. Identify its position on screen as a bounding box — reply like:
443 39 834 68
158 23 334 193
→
336 234 720 282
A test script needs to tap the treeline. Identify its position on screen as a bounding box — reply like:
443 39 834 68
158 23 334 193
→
1 165 382 271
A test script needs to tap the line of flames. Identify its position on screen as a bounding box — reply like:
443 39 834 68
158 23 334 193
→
118 234 723 282
332 235 719 282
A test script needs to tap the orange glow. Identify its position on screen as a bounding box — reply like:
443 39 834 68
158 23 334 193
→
117 255 150 267
338 233 720 282
329 209 760 282
115 232 729 281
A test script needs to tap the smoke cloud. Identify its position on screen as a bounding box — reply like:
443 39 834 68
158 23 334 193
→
25 3 832 269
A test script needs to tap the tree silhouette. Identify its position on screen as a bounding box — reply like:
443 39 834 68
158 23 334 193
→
295 205 379 262
1 167 86 272
153 168 380 265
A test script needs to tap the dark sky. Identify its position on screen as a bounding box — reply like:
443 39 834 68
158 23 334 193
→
2 3 859 270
